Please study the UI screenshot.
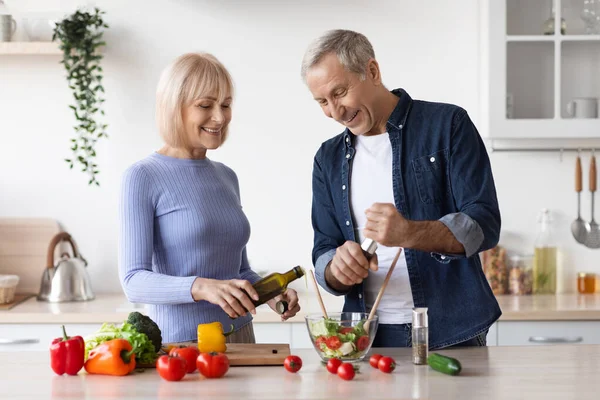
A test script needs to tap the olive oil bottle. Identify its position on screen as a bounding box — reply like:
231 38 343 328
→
533 209 557 294
250 266 305 307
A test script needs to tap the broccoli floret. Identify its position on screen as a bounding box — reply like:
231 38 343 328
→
127 311 162 353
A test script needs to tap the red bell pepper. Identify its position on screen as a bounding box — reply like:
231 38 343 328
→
50 325 85 376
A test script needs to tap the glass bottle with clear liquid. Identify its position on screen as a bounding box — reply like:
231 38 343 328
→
533 209 557 294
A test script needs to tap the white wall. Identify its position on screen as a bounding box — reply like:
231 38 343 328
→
0 0 595 295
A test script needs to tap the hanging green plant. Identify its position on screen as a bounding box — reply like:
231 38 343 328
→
53 8 108 186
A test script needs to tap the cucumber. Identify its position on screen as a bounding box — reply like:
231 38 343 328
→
427 353 462 376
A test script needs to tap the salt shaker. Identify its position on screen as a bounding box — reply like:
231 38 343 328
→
412 307 429 365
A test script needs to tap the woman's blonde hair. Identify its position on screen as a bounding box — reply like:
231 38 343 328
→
156 52 234 149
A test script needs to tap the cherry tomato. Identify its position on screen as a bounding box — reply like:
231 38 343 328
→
369 354 383 369
356 335 370 351
325 336 342 350
337 362 356 381
315 336 327 348
196 352 230 378
156 355 187 382
169 346 200 373
326 358 343 374
378 356 396 373
284 355 302 373
338 327 354 334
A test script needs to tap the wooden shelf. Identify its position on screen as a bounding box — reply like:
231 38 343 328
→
0 42 61 55
506 35 555 42
507 35 600 42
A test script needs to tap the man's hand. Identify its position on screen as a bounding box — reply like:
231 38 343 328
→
325 241 379 292
364 202 466 254
364 203 410 247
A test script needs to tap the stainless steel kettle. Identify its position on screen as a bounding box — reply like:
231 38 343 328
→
37 232 95 302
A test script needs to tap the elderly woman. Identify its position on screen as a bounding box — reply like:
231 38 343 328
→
119 53 300 344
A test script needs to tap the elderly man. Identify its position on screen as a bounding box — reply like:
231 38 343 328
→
302 29 501 349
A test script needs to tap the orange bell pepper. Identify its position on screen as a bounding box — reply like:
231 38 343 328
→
84 338 136 376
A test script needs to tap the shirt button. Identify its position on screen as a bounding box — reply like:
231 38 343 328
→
342 185 346 190
430 157 436 162
345 137 349 143
399 124 403 129
441 255 446 260
358 294 363 299
346 154 350 159
345 221 350 226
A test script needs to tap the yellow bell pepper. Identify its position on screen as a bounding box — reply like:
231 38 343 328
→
197 322 235 353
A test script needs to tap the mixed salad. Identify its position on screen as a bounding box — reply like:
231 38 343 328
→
308 318 371 359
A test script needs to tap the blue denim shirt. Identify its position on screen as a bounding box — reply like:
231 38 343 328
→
311 88 502 349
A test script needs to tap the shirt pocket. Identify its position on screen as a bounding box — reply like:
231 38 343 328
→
411 149 451 205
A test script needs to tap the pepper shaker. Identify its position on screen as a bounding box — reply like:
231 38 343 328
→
412 307 429 365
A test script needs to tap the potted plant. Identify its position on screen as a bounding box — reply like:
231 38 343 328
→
53 8 108 186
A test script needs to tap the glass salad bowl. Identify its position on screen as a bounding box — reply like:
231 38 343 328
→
305 312 379 363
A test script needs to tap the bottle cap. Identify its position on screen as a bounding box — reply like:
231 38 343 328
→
275 300 288 314
412 307 428 328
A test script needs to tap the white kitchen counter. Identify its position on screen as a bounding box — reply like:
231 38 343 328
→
2 293 600 324
0 292 345 324
3 292 600 324
1 345 598 399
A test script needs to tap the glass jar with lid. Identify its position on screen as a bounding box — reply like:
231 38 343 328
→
508 255 533 295
577 273 596 294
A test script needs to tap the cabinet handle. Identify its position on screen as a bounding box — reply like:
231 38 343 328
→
528 336 583 344
0 338 40 345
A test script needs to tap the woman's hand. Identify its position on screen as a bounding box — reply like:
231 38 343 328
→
268 289 301 321
192 278 259 318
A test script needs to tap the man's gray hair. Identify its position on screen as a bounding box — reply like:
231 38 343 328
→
301 29 375 82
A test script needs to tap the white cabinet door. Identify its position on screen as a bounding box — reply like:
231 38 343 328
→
290 323 313 349
486 322 498 346
252 323 291 345
0 324 103 352
497 321 600 346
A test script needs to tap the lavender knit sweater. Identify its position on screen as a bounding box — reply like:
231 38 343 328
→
119 152 261 342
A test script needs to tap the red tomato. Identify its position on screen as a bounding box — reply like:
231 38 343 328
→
196 352 230 378
325 336 342 350
338 327 354 334
356 336 370 351
378 356 396 373
326 358 343 374
369 354 383 369
337 362 356 381
315 336 327 348
169 346 200 373
284 355 302 373
156 355 187 382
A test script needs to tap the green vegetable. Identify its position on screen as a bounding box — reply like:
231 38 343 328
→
84 322 158 365
127 311 162 353
352 320 366 337
427 353 462 375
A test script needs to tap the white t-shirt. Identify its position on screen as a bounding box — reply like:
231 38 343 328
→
350 132 414 324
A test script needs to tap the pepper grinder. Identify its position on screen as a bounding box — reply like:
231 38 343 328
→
361 238 378 260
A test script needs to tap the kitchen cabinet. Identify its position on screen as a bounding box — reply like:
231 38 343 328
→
0 322 314 352
497 320 600 345
0 324 103 352
481 0 600 139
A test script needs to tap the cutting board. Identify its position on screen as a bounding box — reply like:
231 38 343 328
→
142 343 291 368
0 218 62 293
224 343 291 366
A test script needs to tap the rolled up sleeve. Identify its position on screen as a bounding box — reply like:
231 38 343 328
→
431 110 501 262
